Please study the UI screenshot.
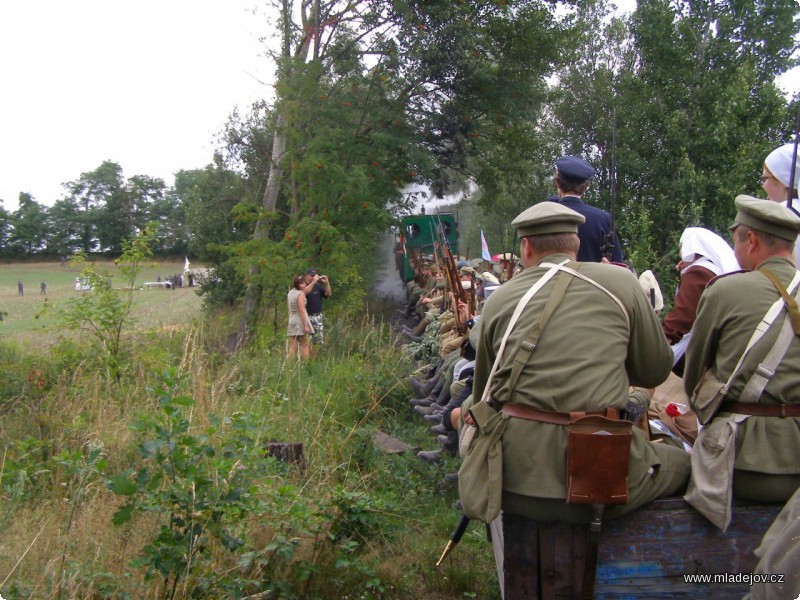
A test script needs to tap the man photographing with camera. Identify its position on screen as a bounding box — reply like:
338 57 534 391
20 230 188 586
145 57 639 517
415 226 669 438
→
303 269 332 357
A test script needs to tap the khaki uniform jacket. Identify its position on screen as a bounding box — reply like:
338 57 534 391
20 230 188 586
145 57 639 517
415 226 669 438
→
684 256 800 476
469 253 673 500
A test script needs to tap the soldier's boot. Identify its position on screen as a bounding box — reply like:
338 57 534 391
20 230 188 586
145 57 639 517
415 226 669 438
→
409 396 434 407
428 378 445 400
417 449 443 463
409 373 441 398
403 332 423 343
409 377 432 398
432 383 450 407
426 359 443 378
414 405 443 417
424 413 444 423
429 424 448 435
412 319 429 336
441 472 459 484
442 431 459 455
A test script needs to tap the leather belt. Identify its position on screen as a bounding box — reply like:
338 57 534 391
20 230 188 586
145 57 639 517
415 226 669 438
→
502 403 618 425
720 401 800 418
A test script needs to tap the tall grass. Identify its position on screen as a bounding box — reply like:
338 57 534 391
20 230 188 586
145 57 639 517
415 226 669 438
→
0 287 498 599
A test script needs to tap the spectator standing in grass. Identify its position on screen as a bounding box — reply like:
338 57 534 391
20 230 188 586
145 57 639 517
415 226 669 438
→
17 280 23 296
288 274 313 362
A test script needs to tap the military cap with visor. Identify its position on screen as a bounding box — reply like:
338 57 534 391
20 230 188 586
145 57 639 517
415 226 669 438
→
512 201 586 238
556 156 594 183
728 195 800 242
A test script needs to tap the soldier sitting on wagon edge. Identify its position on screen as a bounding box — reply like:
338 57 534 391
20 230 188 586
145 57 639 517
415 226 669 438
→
684 196 800 531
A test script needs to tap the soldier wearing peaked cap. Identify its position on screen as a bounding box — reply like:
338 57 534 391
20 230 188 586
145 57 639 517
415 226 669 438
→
459 265 477 276
684 195 800 531
554 155 624 263
460 201 689 573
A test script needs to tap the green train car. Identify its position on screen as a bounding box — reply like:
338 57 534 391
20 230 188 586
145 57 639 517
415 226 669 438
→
395 213 458 283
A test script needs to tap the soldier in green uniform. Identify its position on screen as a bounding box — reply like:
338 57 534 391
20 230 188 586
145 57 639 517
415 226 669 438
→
684 196 800 531
464 201 690 524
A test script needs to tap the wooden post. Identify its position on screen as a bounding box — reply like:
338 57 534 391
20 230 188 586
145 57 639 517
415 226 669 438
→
266 442 305 470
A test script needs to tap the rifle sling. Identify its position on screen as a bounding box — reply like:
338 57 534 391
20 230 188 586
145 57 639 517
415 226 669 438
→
507 264 575 397
761 269 800 335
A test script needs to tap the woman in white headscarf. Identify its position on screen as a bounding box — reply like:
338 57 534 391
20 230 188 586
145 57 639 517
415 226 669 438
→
762 143 800 202
663 227 739 371
762 143 800 264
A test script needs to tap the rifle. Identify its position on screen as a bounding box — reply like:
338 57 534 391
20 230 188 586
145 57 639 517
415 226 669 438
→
788 104 800 215
505 228 518 281
602 107 618 261
434 211 468 334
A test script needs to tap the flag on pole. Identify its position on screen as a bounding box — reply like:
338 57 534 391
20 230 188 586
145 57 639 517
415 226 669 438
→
480 229 492 261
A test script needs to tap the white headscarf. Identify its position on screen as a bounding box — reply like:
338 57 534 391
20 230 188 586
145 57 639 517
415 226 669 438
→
765 143 800 189
638 270 664 311
480 271 500 285
679 227 740 275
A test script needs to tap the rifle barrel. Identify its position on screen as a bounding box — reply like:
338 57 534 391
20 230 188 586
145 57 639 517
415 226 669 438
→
788 105 800 210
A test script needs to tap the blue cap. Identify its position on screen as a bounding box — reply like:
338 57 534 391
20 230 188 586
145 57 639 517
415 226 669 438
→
556 156 594 182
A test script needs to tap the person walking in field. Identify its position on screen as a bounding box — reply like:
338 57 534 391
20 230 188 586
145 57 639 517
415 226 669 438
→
40 281 47 295
17 280 23 296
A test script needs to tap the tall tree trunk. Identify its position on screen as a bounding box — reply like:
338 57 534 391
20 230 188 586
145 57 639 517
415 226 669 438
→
238 0 318 336
238 113 288 333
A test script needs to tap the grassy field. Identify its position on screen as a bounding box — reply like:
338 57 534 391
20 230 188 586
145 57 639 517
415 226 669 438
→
0 261 499 599
0 260 203 346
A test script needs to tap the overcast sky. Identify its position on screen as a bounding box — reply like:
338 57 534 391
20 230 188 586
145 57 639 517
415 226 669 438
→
0 0 272 211
1 1 797 213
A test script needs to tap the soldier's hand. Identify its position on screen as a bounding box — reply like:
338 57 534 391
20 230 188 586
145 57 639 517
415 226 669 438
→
456 299 470 322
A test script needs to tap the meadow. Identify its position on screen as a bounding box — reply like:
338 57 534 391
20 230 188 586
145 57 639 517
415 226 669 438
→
0 260 201 346
0 261 497 599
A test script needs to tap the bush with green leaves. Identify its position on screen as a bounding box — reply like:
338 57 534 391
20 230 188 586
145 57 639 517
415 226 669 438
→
60 230 155 381
107 368 269 598
106 368 397 599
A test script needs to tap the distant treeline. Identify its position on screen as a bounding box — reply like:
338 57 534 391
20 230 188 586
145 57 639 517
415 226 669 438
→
0 160 249 262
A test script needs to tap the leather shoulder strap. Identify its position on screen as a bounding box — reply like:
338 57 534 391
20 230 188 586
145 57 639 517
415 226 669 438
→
507 262 576 397
761 269 800 334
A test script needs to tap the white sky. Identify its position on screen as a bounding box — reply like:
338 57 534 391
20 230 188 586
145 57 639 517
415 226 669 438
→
0 0 273 211
0 1 797 213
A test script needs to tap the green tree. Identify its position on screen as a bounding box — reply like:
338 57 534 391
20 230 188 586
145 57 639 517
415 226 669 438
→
46 197 83 257
0 201 14 257
149 190 188 256
65 160 127 253
174 166 251 261
10 193 49 257
127 174 166 236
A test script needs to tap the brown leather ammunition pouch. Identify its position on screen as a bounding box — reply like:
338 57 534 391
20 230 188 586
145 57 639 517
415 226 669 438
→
566 414 632 505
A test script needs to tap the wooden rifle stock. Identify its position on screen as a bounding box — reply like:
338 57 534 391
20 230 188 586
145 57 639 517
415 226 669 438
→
441 243 467 334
